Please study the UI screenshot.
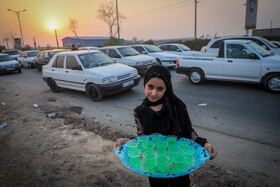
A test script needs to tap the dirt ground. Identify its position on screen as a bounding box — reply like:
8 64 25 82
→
0 79 268 187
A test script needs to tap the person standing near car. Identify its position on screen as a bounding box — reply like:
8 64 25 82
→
114 65 217 187
71 44 78 51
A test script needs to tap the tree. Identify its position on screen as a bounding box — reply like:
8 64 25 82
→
97 1 125 40
68 18 81 45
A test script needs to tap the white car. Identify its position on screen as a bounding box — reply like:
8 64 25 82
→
2 50 20 60
42 50 140 101
78 47 99 51
100 46 157 74
17 51 40 68
130 45 178 67
271 41 280 48
0 54 22 74
158 43 203 56
201 36 280 56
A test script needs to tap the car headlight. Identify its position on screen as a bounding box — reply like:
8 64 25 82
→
15 63 21 67
131 70 138 77
102 76 118 84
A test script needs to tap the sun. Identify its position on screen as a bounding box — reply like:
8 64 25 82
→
48 22 57 30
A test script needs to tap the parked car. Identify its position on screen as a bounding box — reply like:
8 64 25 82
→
2 50 20 60
99 46 157 74
78 47 99 51
42 50 140 101
34 49 69 71
17 50 40 68
158 43 202 56
130 45 178 67
176 40 280 92
0 54 21 74
271 41 280 48
201 36 280 56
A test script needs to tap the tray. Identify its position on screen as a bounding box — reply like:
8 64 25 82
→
115 134 210 178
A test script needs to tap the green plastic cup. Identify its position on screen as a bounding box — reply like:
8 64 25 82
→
144 150 156 171
156 140 168 155
167 135 177 147
168 145 180 164
182 147 195 166
137 136 149 152
142 141 155 152
151 133 162 144
127 140 139 151
128 149 141 168
156 154 169 173
174 153 186 172
178 139 190 151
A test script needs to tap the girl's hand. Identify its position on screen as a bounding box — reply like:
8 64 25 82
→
113 138 131 150
204 143 217 160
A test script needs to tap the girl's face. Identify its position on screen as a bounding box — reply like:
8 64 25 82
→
145 77 166 102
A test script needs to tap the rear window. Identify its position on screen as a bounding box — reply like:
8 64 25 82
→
52 56 65 68
0 55 14 62
3 50 19 55
66 56 79 69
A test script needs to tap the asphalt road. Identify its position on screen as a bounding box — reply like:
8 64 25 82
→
1 68 280 186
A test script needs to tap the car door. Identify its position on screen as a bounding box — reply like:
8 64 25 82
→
49 55 66 87
62 55 85 91
223 43 261 82
108 49 124 64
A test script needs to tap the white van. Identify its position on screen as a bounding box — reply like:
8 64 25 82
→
100 46 157 74
42 50 140 101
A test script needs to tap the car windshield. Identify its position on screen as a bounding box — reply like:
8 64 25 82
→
0 55 14 62
261 38 278 48
3 50 19 55
247 42 271 57
118 47 139 56
27 51 40 57
179 44 190 51
48 50 68 58
78 52 114 68
144 45 162 53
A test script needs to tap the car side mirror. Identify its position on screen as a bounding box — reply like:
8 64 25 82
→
142 51 147 54
176 49 181 52
249 54 259 59
72 65 82 70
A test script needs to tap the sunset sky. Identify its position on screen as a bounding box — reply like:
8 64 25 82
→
0 0 280 48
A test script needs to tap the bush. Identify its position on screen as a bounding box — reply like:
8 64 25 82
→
104 37 121 46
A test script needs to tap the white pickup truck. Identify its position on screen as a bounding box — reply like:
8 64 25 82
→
176 40 280 92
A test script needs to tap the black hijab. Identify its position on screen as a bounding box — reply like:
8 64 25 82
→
135 65 193 138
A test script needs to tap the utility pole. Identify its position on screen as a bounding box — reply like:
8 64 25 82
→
194 0 198 39
116 0 120 42
54 29 59 48
7 9 26 48
33 36 37 50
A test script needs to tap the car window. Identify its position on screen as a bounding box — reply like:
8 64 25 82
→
108 49 121 58
66 56 79 69
19 53 24 57
169 45 179 51
0 55 14 62
144 45 162 53
49 50 66 58
247 42 271 57
38 52 44 58
133 46 145 53
27 51 40 57
3 50 19 55
43 52 49 59
159 45 168 51
211 40 223 48
99 49 107 54
179 44 191 51
52 56 65 68
118 47 139 56
226 44 254 59
79 52 114 68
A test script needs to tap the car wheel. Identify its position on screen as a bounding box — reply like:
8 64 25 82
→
48 79 60 92
189 69 205 85
17 69 21 73
87 84 103 101
264 73 280 93
37 65 42 71
28 62 32 68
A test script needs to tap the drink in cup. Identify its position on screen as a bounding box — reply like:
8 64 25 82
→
157 154 169 173
151 133 162 144
168 145 180 164
142 141 155 152
182 147 195 166
156 140 168 155
137 136 149 152
167 135 177 147
173 153 186 172
126 140 139 151
144 150 156 171
178 139 190 151
128 149 141 168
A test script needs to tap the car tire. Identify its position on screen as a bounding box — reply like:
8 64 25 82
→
87 84 103 101
37 65 42 71
189 69 205 85
48 79 60 92
28 62 32 68
264 73 280 93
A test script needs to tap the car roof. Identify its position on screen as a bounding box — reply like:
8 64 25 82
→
224 40 253 44
56 50 101 55
42 49 69 52
0 54 9 56
101 46 129 49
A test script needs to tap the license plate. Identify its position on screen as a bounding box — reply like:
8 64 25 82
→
122 80 134 87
